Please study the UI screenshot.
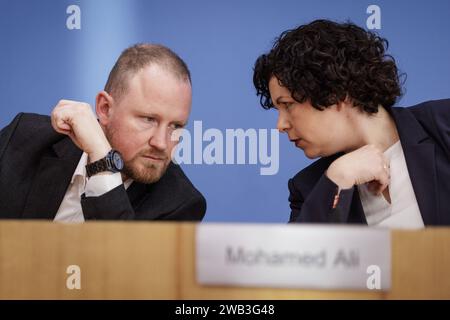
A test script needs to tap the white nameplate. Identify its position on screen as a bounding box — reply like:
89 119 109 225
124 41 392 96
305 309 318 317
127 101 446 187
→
196 224 391 291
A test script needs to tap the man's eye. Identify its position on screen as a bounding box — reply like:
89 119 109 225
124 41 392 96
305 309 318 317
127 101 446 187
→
144 117 157 123
170 124 184 130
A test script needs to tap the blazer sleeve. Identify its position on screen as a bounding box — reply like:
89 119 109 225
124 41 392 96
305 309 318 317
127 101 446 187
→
429 99 450 159
80 185 136 220
159 195 207 221
0 113 23 164
288 173 354 223
80 184 207 221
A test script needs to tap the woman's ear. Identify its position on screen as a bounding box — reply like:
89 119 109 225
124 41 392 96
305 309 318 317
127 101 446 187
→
95 91 114 125
337 95 353 112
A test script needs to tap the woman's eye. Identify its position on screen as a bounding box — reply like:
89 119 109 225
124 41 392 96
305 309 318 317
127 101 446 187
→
284 102 294 109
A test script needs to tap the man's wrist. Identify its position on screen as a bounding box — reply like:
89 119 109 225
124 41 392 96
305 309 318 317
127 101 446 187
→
88 145 112 163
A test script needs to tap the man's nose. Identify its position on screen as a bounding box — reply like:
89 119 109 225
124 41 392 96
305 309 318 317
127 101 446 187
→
149 126 168 151
276 111 291 133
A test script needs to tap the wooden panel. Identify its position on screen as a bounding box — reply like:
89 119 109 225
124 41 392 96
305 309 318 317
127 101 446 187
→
0 221 179 299
387 228 450 299
0 221 449 299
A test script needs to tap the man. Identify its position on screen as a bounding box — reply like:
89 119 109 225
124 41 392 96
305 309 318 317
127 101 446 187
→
0 43 206 222
253 20 450 227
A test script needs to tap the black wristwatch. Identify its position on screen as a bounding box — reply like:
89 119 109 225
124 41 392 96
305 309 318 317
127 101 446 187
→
85 149 124 177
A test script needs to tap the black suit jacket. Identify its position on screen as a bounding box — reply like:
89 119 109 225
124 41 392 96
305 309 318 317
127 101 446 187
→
288 99 450 226
0 113 206 221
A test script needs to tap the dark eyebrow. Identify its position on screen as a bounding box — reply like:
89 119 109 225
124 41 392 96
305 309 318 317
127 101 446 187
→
275 96 292 105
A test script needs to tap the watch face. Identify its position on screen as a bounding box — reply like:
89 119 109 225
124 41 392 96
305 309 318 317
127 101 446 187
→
112 151 124 170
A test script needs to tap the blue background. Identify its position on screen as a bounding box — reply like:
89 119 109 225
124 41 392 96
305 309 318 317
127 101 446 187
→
1 0 449 222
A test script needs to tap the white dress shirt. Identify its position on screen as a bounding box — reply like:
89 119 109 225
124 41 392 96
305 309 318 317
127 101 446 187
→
357 141 425 229
53 152 133 223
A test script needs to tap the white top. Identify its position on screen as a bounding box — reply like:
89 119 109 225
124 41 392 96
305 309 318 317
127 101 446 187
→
53 152 133 223
357 141 425 229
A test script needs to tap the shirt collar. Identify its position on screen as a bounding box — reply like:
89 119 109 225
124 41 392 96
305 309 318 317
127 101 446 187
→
72 152 88 184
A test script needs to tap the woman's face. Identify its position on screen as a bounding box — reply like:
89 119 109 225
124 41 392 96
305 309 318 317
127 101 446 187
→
268 76 353 159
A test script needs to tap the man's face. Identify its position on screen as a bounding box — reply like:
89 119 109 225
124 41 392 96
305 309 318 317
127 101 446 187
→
268 76 350 159
103 65 191 183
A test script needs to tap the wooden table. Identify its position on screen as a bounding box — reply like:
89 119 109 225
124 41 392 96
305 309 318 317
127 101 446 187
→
0 221 449 299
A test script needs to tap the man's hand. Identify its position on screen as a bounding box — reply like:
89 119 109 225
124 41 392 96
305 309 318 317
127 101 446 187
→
51 100 111 163
326 144 390 195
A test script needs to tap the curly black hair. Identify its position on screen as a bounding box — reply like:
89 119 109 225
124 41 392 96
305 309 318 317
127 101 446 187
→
253 19 405 113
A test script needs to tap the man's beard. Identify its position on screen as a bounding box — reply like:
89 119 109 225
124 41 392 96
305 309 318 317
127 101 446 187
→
105 126 170 184
121 151 170 184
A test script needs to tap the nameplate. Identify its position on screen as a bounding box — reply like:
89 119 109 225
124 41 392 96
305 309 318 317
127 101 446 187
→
196 224 391 290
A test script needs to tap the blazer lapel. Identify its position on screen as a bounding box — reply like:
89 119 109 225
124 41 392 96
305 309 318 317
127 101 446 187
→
348 190 367 224
126 181 149 206
126 181 170 220
390 107 438 225
22 137 82 219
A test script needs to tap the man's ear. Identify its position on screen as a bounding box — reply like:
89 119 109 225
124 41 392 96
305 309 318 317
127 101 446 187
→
95 91 114 125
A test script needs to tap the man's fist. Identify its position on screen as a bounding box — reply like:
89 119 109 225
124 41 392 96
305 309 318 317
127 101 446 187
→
51 100 111 163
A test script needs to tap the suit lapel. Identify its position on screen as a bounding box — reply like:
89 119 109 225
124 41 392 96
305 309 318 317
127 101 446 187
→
348 190 367 224
22 137 82 219
126 181 171 220
390 107 438 225
126 181 149 207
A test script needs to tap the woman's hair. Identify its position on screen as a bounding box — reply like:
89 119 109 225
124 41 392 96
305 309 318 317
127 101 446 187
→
253 19 405 113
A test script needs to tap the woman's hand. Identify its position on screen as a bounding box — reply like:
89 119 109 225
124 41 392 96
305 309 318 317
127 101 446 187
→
326 144 390 195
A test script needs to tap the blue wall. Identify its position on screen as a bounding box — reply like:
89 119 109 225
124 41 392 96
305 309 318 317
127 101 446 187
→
1 0 449 222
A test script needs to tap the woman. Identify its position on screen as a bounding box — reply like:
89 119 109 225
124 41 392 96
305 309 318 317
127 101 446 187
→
253 19 450 227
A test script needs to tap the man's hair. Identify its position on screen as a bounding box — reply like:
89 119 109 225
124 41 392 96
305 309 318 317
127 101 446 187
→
253 19 404 113
104 43 191 101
